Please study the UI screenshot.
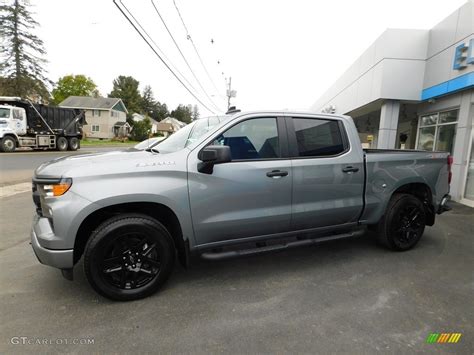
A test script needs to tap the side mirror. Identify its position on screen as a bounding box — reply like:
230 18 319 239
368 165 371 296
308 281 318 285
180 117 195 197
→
198 145 231 173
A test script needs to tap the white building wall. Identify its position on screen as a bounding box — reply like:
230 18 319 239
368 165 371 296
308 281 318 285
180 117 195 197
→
423 2 474 90
311 1 474 204
311 29 429 114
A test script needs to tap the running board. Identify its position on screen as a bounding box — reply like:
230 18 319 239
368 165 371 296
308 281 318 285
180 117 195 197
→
200 228 366 260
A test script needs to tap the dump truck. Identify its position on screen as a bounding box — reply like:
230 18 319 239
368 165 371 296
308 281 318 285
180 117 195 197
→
0 96 85 152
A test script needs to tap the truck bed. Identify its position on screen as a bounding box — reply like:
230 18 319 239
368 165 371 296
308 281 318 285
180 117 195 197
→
361 149 450 225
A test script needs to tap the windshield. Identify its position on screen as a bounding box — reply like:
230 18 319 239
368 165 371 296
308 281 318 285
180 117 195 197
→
150 116 228 153
0 108 10 118
149 122 195 153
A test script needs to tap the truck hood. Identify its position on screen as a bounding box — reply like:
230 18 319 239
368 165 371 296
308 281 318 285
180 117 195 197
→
34 149 184 179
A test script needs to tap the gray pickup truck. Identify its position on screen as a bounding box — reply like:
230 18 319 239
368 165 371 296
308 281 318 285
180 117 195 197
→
31 111 451 300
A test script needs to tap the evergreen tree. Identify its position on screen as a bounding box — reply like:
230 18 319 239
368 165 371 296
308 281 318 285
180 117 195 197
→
171 104 193 124
0 0 51 101
108 75 142 117
141 85 169 121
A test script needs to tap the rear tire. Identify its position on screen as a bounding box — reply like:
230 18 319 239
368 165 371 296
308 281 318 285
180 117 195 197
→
67 137 79 151
377 193 426 251
56 137 68 151
84 214 176 301
0 136 16 152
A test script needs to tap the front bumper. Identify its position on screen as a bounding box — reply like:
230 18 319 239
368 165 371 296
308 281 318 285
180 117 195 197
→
30 215 74 269
437 194 452 214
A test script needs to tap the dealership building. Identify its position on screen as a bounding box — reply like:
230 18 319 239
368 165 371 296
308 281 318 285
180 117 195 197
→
311 1 474 206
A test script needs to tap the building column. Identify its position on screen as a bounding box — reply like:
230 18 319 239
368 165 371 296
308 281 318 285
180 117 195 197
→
377 100 400 149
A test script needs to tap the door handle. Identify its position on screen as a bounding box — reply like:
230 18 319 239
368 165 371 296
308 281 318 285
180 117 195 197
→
266 170 288 178
342 166 359 173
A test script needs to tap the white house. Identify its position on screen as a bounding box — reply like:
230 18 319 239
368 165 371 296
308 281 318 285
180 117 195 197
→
59 96 130 139
132 113 160 134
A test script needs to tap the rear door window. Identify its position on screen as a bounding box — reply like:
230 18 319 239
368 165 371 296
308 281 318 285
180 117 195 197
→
292 118 345 157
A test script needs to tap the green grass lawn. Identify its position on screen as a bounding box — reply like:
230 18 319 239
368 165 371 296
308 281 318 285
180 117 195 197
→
81 139 139 146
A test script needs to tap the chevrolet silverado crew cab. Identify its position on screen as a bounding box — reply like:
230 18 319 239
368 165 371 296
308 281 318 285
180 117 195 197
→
31 111 452 301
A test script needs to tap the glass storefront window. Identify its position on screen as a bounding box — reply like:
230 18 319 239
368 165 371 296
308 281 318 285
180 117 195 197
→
417 109 458 154
439 111 457 124
436 124 456 153
420 114 437 126
417 127 435 151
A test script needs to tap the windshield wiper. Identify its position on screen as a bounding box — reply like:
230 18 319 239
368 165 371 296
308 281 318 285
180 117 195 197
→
146 147 160 153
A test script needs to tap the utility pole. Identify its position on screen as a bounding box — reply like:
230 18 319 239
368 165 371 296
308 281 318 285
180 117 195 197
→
226 77 236 110
227 77 231 110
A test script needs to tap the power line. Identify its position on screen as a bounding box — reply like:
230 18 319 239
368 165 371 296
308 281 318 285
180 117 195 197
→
150 0 223 113
117 0 201 102
120 2 202 102
172 0 227 103
113 0 216 114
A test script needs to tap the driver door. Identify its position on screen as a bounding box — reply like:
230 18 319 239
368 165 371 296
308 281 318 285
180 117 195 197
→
187 116 292 247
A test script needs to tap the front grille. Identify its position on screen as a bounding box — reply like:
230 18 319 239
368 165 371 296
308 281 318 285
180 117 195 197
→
32 181 43 216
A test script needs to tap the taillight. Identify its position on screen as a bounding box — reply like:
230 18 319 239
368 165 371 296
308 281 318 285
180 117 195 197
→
447 155 453 184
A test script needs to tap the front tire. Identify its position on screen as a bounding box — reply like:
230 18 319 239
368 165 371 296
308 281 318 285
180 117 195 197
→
1 136 16 152
84 214 176 301
377 193 426 251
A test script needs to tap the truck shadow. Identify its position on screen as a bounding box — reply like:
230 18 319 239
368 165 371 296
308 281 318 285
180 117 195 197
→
45 228 446 303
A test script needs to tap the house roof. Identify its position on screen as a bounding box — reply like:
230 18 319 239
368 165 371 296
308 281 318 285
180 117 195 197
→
156 122 174 132
114 121 131 127
162 116 186 127
59 96 128 113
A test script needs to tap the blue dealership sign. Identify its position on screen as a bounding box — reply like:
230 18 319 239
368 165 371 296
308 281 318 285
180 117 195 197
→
453 38 474 70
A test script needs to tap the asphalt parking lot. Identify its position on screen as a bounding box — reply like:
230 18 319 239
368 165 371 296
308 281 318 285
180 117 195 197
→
0 192 473 353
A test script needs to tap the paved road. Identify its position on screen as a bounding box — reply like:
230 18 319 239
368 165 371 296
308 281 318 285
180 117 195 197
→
0 193 472 353
0 146 131 185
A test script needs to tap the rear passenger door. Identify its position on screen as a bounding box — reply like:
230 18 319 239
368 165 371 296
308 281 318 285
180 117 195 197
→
287 115 364 230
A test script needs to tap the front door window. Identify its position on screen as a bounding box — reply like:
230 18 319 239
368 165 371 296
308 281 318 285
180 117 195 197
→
213 118 280 160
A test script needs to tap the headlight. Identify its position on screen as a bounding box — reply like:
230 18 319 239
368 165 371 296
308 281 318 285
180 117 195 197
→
40 178 73 197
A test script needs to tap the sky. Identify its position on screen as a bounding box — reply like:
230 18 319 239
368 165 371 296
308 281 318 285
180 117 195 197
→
26 0 468 115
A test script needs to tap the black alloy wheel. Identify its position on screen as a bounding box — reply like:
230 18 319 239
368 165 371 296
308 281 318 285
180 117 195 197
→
377 193 426 251
84 214 175 301
100 233 161 290
390 202 425 249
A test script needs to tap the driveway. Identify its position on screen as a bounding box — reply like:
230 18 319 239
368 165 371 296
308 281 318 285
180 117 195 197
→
0 193 472 353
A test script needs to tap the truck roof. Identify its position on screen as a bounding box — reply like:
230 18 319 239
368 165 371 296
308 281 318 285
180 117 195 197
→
0 96 22 102
230 110 350 121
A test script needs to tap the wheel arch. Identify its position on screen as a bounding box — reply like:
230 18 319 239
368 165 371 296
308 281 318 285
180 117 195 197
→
390 182 435 226
1 133 19 144
74 202 189 267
